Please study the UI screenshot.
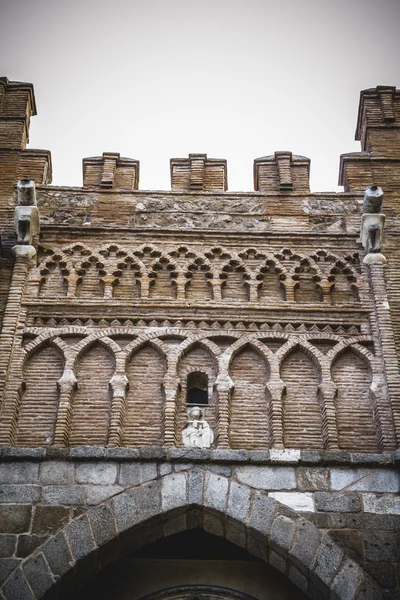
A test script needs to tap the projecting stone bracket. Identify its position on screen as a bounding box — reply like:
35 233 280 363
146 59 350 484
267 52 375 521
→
14 179 40 247
359 186 386 265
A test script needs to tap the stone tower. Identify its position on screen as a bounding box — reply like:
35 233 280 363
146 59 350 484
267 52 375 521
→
0 78 398 599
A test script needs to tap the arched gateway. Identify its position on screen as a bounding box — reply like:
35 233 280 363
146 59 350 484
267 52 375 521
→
0 469 381 600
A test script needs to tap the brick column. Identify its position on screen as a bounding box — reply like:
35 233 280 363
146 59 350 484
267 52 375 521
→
108 373 129 447
267 381 285 448
54 367 77 446
215 374 233 448
368 263 400 447
0 245 36 443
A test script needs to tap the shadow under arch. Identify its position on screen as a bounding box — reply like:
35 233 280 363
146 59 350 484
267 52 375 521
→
0 469 382 600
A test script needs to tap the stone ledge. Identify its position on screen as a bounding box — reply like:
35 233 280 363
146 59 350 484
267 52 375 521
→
0 447 396 467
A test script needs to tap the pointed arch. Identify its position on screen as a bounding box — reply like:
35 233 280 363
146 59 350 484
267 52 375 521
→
220 260 250 302
176 343 219 446
329 262 359 304
69 342 115 446
280 343 324 449
123 343 167 446
331 347 379 452
1 470 383 600
16 344 65 446
149 258 178 299
256 259 286 303
76 256 105 298
113 258 142 299
185 259 213 301
229 342 271 449
38 255 69 297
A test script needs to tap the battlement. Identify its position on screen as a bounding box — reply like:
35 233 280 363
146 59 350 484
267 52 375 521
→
254 151 310 193
83 152 140 190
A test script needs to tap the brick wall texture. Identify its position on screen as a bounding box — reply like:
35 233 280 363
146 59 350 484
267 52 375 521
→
0 78 399 598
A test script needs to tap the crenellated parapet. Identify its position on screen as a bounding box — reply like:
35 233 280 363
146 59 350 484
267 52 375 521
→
170 153 228 192
254 152 310 193
82 152 139 190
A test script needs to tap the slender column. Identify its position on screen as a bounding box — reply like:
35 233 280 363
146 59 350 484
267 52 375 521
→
368 263 400 447
211 278 222 302
108 373 129 447
140 275 151 298
175 274 187 301
163 369 179 447
320 281 332 304
248 280 259 302
267 381 285 448
65 274 78 298
215 374 233 448
318 381 339 449
53 367 77 446
0 245 36 443
284 280 296 302
102 276 115 299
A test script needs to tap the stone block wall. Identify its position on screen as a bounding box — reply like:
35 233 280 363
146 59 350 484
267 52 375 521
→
0 450 398 596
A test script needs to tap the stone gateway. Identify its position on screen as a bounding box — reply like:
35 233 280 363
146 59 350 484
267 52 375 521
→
0 78 399 599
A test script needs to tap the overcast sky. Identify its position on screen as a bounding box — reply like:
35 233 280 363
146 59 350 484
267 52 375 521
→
1 0 399 192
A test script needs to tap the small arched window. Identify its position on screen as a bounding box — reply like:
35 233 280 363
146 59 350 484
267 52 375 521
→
187 372 208 405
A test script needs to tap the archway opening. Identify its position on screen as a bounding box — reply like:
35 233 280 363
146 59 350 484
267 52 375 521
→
65 529 308 600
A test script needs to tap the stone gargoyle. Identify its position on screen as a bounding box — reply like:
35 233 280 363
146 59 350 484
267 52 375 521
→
14 179 40 245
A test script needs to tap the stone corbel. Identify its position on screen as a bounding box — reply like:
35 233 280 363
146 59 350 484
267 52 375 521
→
360 186 386 265
14 180 40 247
108 373 129 447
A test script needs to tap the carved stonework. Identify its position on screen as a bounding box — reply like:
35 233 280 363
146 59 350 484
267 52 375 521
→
182 406 214 448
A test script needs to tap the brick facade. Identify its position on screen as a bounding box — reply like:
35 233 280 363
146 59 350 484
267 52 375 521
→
0 79 399 598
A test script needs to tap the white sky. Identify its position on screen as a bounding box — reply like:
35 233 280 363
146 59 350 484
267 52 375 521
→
1 0 399 192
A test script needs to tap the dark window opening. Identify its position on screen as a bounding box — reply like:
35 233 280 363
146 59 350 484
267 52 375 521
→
187 372 208 405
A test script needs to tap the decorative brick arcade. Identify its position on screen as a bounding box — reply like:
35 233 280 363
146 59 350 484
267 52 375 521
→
0 78 399 599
